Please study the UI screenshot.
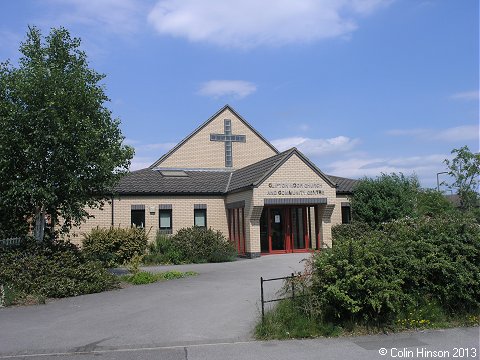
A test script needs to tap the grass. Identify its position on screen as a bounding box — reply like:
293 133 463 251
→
119 270 198 285
1 285 46 307
255 300 342 339
255 299 480 340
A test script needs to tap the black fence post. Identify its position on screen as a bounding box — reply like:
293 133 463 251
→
291 273 295 301
260 276 265 322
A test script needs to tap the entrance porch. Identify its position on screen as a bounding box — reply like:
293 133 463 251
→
259 206 321 254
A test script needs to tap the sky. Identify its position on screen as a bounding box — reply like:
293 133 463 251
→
1 0 478 189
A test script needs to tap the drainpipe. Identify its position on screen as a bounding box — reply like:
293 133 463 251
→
111 195 114 227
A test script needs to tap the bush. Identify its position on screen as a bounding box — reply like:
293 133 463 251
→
351 173 420 227
82 227 148 267
332 222 371 242
143 233 182 265
0 238 118 301
144 227 237 264
416 189 456 217
307 213 480 327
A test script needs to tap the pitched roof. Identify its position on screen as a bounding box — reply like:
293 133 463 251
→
227 148 336 193
149 105 279 168
227 151 289 192
327 175 358 194
115 149 357 196
114 168 232 195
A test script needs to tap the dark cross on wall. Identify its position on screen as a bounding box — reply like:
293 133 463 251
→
210 119 246 167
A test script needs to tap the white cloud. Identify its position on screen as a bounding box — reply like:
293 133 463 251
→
148 0 390 49
127 142 177 170
433 125 479 142
123 138 140 146
198 80 257 99
129 156 157 171
387 124 479 142
44 0 145 34
137 142 177 151
386 128 428 137
326 154 448 186
271 136 359 156
451 90 479 101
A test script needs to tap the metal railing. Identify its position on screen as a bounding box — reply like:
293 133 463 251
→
0 237 21 247
260 273 301 322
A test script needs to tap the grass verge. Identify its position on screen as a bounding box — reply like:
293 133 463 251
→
255 299 480 340
0 285 46 307
255 300 342 339
119 270 197 285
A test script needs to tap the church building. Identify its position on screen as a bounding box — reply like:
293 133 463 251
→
73 105 356 258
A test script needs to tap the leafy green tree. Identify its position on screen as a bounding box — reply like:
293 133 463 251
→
416 189 456 217
443 146 480 211
0 26 134 240
351 173 420 227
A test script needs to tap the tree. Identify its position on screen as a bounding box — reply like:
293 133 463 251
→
351 173 420 227
443 146 480 211
0 26 134 240
416 189 455 217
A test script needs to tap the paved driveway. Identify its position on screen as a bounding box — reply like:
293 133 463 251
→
0 253 308 356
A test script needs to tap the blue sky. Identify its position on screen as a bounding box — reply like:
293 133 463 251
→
1 0 478 189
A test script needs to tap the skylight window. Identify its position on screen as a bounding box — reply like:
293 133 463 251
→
159 170 189 177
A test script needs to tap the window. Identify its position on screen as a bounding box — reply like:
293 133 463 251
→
341 204 351 224
194 209 207 228
159 209 172 234
131 207 145 228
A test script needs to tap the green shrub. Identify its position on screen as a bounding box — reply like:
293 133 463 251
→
82 227 148 267
416 189 456 217
351 173 420 227
144 227 237 264
0 238 118 301
143 233 183 265
311 233 408 326
383 215 480 313
307 213 480 327
124 252 144 275
332 222 371 241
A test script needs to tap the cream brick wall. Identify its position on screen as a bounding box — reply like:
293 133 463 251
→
66 202 113 246
225 189 254 253
69 195 228 246
157 108 277 169
253 154 338 248
254 154 337 205
68 157 351 253
332 194 351 226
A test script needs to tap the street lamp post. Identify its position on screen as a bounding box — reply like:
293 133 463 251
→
436 171 449 192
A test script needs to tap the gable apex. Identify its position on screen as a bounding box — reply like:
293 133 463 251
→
253 148 337 189
150 105 279 169
226 147 336 193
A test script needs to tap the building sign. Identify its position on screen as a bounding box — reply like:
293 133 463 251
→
266 182 324 196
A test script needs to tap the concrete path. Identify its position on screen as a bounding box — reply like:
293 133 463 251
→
0 254 308 357
0 327 478 359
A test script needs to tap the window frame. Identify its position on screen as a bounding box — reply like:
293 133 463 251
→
159 208 173 234
341 205 352 224
194 208 207 228
131 209 145 228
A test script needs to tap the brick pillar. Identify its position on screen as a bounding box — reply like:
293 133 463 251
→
245 206 263 258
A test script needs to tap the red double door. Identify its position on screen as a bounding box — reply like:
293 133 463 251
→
260 207 310 254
